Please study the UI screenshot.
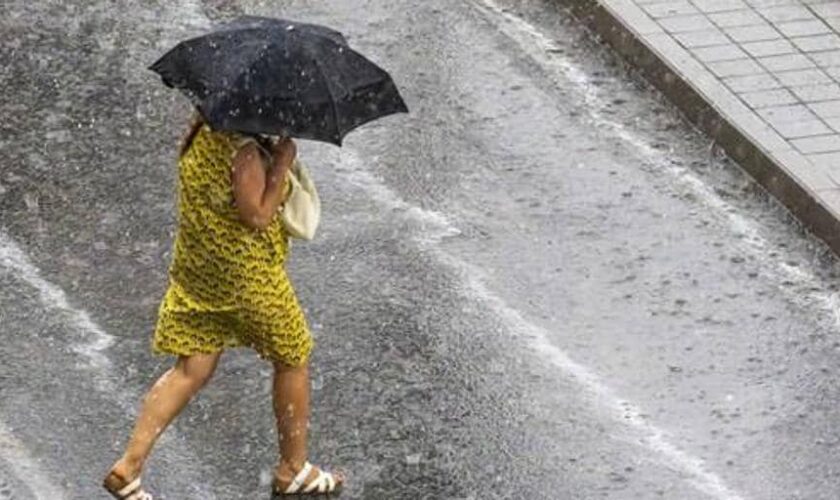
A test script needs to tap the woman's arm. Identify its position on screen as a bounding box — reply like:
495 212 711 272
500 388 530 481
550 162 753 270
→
231 138 296 230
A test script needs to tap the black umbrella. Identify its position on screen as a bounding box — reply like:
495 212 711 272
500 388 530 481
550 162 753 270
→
148 16 408 146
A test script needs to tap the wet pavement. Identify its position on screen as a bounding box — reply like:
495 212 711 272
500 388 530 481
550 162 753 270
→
3 0 840 499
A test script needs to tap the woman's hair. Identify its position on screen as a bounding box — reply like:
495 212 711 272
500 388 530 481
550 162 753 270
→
178 109 278 159
178 110 206 158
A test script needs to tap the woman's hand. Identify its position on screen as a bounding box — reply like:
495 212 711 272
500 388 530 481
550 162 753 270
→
267 138 296 201
271 137 297 172
231 137 296 230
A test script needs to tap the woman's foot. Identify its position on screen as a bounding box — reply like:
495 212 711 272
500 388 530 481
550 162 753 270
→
273 459 345 495
103 457 142 495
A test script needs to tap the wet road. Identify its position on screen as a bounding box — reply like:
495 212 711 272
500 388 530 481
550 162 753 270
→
3 0 840 499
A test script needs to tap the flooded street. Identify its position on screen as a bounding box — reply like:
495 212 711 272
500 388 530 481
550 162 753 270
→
3 0 840 498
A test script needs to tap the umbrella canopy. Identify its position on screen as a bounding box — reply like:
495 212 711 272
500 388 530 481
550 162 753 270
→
149 16 408 145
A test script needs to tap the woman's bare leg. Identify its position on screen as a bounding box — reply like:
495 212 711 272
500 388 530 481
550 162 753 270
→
273 361 311 474
272 360 344 490
104 352 221 490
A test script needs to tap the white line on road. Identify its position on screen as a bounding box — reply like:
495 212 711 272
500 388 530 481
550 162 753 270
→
0 421 66 500
0 230 215 499
0 231 116 386
0 231 126 396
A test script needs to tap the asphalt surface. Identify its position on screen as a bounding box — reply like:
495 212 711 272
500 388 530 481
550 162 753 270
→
3 0 840 499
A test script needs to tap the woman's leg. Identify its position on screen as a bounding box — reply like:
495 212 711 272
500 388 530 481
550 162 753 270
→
273 361 311 473
272 360 344 490
104 352 221 489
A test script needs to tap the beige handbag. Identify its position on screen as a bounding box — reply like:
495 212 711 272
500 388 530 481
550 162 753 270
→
232 135 321 240
280 159 321 241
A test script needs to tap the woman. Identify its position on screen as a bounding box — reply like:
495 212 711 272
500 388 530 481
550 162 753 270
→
103 112 344 498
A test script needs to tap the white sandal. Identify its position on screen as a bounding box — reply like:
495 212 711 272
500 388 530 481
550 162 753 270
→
273 461 343 497
104 477 154 500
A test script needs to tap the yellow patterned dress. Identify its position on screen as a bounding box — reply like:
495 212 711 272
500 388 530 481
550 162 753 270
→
152 124 313 367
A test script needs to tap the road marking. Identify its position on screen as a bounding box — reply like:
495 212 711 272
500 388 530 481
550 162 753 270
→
469 0 840 328
0 231 119 393
0 421 65 500
0 230 216 498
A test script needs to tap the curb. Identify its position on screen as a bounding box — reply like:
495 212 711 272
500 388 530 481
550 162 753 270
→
557 0 840 255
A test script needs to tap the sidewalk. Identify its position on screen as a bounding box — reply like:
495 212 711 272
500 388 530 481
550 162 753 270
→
561 0 840 254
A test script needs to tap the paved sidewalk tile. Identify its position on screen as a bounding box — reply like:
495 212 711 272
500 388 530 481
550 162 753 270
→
772 119 834 139
826 117 840 132
809 100 840 118
809 50 840 67
693 44 750 62
674 28 731 47
739 88 799 107
791 34 840 52
693 0 749 12
790 83 840 102
708 58 764 76
775 19 832 37
660 15 717 33
723 73 783 92
774 68 832 86
812 2 840 17
826 66 840 80
640 1 698 18
823 16 840 32
742 39 798 57
762 5 815 23
758 103 819 124
792 134 840 153
582 0 840 254
757 53 815 71
724 24 783 42
708 9 765 27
